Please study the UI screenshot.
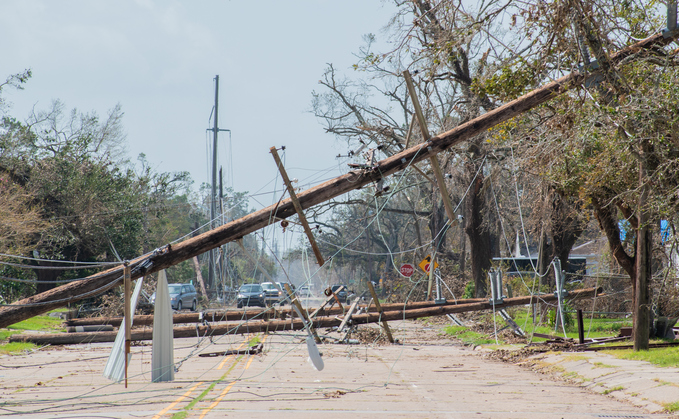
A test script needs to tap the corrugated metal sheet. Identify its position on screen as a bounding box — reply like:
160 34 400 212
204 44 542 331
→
103 276 144 382
152 270 175 382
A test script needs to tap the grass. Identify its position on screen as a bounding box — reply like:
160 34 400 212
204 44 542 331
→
169 354 244 418
3 314 64 334
562 354 590 362
0 342 38 355
0 312 65 355
442 325 498 346
592 362 616 368
438 307 679 375
663 401 679 413
602 347 679 368
440 306 631 347
508 307 632 342
602 385 625 395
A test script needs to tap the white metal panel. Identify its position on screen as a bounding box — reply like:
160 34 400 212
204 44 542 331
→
152 270 175 382
103 276 144 382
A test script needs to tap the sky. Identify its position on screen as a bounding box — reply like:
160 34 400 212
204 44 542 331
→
1 0 398 210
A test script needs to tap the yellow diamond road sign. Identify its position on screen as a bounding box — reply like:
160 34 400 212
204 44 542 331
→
418 255 439 273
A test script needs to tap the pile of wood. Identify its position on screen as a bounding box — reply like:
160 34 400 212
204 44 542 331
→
9 287 600 346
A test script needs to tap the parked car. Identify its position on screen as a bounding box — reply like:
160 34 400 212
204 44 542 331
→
330 284 349 303
150 283 197 311
298 285 313 297
260 282 282 305
237 284 266 308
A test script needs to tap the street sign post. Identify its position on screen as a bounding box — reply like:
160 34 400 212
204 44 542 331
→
418 255 439 273
400 264 414 277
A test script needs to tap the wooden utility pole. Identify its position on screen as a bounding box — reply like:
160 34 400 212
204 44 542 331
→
123 263 131 388
0 32 674 329
11 287 601 345
403 70 458 227
367 281 394 343
283 283 321 344
270 146 325 267
403 70 457 301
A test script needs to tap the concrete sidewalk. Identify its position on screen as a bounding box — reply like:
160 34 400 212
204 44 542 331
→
515 349 679 414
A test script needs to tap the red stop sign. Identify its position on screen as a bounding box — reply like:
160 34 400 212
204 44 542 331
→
400 264 414 277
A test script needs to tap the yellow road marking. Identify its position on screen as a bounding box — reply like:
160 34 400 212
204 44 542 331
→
152 381 203 419
217 336 249 370
199 381 236 419
198 334 267 418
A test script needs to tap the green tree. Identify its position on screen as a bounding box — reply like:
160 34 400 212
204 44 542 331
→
0 100 192 295
493 0 678 348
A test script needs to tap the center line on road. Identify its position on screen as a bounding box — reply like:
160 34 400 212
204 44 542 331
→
198 334 267 418
152 381 203 419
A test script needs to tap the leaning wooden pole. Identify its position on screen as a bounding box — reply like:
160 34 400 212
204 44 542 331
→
0 32 674 329
270 146 325 267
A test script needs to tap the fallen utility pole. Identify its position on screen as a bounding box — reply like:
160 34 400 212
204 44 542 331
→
0 30 673 329
11 287 600 345
63 297 490 327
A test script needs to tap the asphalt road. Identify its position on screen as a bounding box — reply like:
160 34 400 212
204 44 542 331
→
0 319 674 418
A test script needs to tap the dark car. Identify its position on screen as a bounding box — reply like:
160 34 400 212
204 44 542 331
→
151 283 197 311
330 285 349 303
237 284 266 308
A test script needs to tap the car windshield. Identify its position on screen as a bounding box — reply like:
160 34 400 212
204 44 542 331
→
168 285 182 294
261 283 276 290
331 285 344 291
240 284 262 292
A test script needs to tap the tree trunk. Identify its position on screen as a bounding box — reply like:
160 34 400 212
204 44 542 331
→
34 263 64 294
428 194 447 251
465 167 491 298
634 152 651 350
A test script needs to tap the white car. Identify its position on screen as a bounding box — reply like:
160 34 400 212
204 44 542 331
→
298 285 313 297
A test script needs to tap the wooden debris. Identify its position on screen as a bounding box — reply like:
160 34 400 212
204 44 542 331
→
198 343 263 357
9 287 601 345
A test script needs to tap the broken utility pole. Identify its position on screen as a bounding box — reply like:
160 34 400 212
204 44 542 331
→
270 146 325 267
9 287 601 346
403 70 458 301
0 31 675 329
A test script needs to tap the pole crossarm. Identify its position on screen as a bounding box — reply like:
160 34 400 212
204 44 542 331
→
0 31 675 329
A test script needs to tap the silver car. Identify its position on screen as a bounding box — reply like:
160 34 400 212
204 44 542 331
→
151 283 197 311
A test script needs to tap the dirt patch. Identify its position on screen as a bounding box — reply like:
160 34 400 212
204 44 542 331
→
483 341 576 364
351 326 390 345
